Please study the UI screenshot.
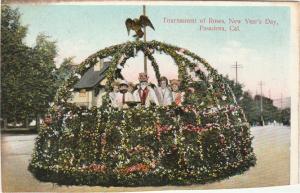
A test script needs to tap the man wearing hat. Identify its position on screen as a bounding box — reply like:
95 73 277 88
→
133 72 159 107
170 79 185 106
116 80 134 109
156 76 173 106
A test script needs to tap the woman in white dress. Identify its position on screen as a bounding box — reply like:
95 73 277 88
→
156 76 173 106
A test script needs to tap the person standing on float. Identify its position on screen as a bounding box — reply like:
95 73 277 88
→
170 79 185 106
109 81 120 108
156 76 173 106
127 82 136 94
116 80 134 109
133 73 159 107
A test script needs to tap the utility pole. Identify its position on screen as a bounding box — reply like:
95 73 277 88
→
231 61 242 85
280 93 283 109
268 89 271 99
258 81 265 126
143 5 147 74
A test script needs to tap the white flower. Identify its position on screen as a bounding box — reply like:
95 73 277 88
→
118 55 125 64
74 74 81 79
222 95 227 100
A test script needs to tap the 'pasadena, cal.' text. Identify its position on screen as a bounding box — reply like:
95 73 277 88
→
199 25 226 31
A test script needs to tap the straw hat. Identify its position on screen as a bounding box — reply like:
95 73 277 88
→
119 80 128 86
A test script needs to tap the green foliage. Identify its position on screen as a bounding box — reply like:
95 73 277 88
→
1 5 30 122
29 104 256 186
280 108 290 126
257 96 280 124
29 34 58 117
1 6 58 123
239 92 261 125
55 57 76 88
223 75 243 101
222 76 286 126
29 40 256 186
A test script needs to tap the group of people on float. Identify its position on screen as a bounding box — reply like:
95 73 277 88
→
109 72 185 109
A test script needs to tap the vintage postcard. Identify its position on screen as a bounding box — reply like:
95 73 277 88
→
1 0 299 192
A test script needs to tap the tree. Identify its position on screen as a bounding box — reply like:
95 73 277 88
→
253 95 281 125
239 91 259 125
223 75 243 101
27 34 58 125
1 5 31 124
280 108 290 126
1 5 58 127
222 75 285 126
55 57 76 88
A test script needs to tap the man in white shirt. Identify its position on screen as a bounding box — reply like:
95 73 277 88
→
133 73 159 107
156 76 173 106
116 80 134 109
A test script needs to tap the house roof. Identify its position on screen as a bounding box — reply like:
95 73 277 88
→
74 62 110 89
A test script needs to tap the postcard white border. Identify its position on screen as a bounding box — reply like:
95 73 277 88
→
2 0 300 190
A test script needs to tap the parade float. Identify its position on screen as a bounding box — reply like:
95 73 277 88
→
28 14 256 186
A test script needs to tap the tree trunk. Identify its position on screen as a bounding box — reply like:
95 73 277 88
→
36 114 40 131
25 117 29 128
13 119 16 128
3 118 7 130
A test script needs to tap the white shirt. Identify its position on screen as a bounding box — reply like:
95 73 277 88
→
133 86 159 107
109 91 120 108
156 87 173 106
116 92 134 109
172 91 185 106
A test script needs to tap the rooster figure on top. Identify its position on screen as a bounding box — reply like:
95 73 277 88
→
109 72 185 109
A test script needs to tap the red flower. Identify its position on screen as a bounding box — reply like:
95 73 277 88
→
156 123 172 141
184 124 206 132
120 163 150 174
187 87 195 93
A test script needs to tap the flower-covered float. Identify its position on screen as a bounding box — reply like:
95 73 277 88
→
28 40 256 186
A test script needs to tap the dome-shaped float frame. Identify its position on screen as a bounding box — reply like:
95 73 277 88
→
28 40 256 186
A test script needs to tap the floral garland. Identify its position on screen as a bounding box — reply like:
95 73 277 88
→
28 40 256 186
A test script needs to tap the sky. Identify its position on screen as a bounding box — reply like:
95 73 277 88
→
13 4 291 99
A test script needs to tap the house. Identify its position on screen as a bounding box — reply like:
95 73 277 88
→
68 59 110 108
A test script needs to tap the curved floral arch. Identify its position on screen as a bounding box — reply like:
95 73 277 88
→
29 40 256 186
55 40 239 111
